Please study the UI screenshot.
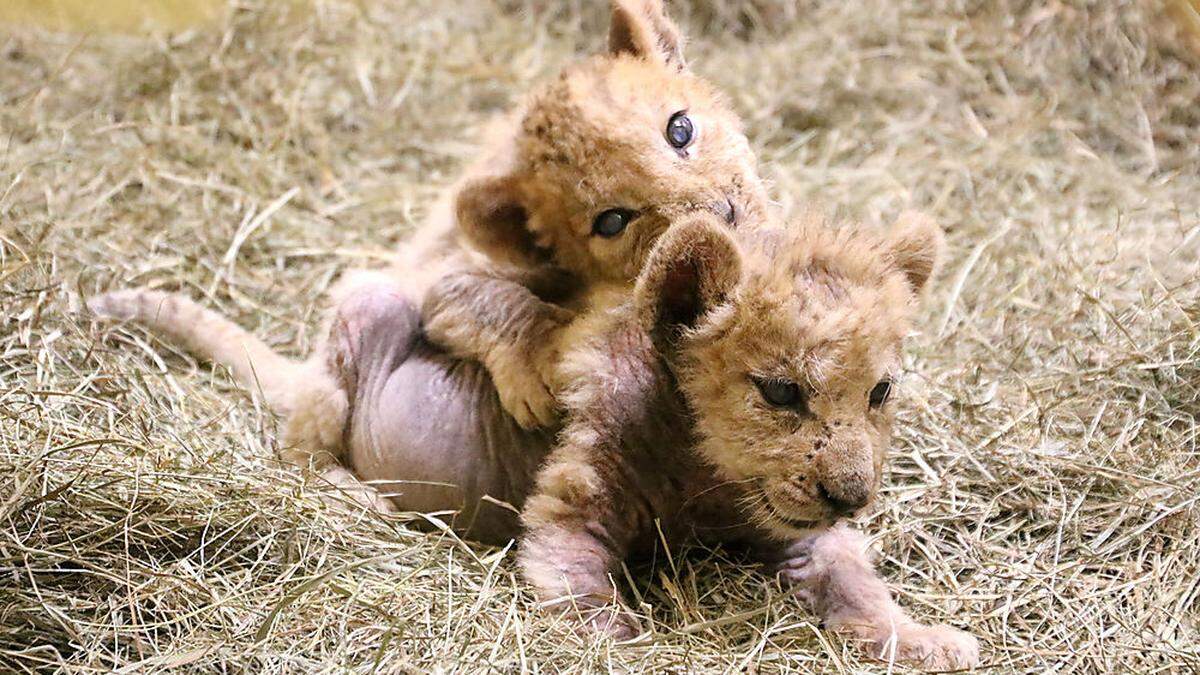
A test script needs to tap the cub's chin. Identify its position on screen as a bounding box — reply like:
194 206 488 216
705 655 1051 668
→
749 482 833 539
762 508 834 539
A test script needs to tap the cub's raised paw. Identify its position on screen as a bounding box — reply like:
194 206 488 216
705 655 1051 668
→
871 622 980 671
489 346 561 429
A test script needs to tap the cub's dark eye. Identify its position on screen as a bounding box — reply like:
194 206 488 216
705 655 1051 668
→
754 377 804 409
591 208 637 238
666 111 694 150
869 380 892 409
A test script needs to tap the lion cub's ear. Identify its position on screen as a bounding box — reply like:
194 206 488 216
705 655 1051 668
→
635 215 742 349
884 210 944 295
455 175 549 269
608 0 686 69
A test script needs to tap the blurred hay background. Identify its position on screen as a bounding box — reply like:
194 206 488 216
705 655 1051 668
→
0 0 227 33
1 0 1198 671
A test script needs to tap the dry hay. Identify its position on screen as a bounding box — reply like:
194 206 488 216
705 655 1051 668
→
1 0 1198 671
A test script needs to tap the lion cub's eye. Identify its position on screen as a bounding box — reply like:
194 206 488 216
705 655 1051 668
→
592 208 638 238
868 380 892 409
666 111 694 150
754 377 805 409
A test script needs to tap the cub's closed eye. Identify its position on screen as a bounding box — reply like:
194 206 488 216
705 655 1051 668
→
753 377 805 410
666 111 694 151
868 380 892 409
592 208 638 238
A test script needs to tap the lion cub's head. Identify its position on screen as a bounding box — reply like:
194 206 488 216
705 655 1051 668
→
455 0 768 285
635 211 943 538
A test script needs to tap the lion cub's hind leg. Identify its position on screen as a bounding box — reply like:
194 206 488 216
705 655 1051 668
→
283 381 393 516
279 361 348 470
282 271 410 515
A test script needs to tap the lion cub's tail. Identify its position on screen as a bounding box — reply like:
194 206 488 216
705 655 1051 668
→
89 289 305 413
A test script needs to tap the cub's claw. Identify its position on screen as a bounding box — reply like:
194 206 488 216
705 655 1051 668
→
551 597 642 642
760 536 816 584
582 605 642 642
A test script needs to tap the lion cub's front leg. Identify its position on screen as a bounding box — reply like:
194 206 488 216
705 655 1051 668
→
517 424 645 639
764 525 979 670
422 271 574 429
518 515 641 640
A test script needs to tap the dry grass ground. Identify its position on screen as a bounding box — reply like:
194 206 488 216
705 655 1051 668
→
2 0 1198 671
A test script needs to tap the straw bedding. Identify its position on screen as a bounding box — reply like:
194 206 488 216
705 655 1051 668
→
1 0 1197 671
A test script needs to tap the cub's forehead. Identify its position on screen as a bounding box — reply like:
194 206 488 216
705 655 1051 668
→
723 248 916 385
527 58 722 147
742 282 910 354
577 57 721 110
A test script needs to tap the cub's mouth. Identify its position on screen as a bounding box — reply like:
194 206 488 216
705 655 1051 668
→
769 506 819 530
757 481 826 532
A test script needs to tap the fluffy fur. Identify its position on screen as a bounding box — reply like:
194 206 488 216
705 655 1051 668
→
415 0 768 429
85 1 976 665
90 0 766 474
91 0 767 459
518 211 978 669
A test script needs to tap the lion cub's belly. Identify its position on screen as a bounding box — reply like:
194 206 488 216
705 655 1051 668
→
334 287 553 545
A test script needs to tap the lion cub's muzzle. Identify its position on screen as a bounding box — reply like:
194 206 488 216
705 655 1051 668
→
815 478 871 516
761 435 881 529
813 436 880 518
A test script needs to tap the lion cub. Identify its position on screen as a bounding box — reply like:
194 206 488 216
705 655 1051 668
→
415 0 768 429
290 209 977 668
92 203 978 667
517 211 978 669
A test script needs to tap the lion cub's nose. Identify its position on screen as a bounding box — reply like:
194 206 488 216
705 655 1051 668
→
816 480 869 515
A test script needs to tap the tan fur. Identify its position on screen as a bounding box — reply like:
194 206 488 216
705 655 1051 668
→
677 211 942 530
518 212 978 669
85 2 973 666
417 0 768 429
87 289 304 410
87 272 382 500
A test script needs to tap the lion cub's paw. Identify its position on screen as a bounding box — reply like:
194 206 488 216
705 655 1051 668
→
489 344 561 429
487 309 571 429
554 599 643 643
583 605 643 642
872 622 979 671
